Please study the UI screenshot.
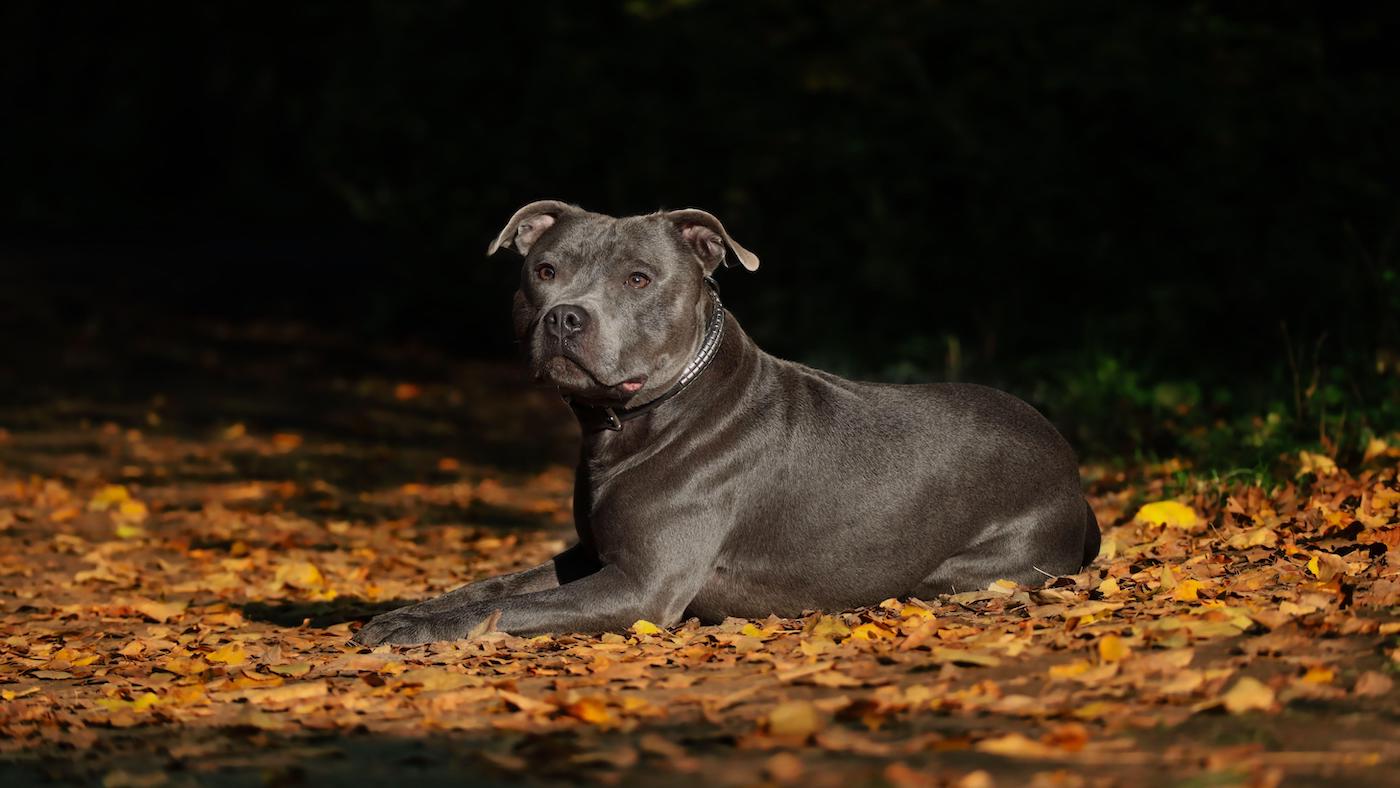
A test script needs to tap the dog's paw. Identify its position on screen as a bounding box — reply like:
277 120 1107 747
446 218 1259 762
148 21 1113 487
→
351 606 455 646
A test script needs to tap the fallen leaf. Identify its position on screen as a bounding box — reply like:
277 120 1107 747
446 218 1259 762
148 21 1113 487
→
267 662 312 678
630 619 663 636
1173 579 1202 602
1298 451 1338 477
766 700 823 738
132 599 186 623
274 561 324 591
975 733 1058 759
1098 634 1129 663
206 643 247 666
564 696 614 726
850 623 896 641
1222 676 1276 714
1353 671 1393 697
1136 500 1200 529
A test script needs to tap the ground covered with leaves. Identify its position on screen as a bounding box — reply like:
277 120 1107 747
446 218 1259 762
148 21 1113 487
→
2 321 1399 787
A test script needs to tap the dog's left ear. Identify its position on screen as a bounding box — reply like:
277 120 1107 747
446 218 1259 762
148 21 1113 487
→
666 209 760 273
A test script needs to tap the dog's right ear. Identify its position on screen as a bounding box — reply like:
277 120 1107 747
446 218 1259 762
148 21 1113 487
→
486 200 576 256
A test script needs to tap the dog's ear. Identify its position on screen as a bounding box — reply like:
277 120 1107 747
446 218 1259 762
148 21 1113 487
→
666 208 760 273
487 200 576 256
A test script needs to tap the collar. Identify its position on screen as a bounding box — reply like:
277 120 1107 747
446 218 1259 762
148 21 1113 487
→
566 277 725 432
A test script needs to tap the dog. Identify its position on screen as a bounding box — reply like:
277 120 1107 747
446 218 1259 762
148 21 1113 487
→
352 200 1099 646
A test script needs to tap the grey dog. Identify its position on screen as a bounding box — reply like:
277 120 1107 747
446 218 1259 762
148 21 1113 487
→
352 201 1099 646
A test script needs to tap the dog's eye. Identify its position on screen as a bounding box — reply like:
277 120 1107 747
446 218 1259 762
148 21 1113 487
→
626 272 651 289
535 263 556 281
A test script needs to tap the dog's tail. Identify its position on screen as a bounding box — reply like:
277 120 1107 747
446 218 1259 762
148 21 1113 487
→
1081 501 1102 569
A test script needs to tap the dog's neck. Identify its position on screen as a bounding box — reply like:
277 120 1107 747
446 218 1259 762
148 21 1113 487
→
573 311 760 467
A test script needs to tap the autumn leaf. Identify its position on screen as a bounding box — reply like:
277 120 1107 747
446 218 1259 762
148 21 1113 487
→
850 623 896 641
1353 671 1393 697
805 615 852 641
206 643 247 666
765 700 823 738
899 603 935 622
1173 579 1202 602
1135 501 1201 529
1049 660 1093 680
630 619 663 636
398 668 476 692
132 598 186 623
274 560 325 591
97 692 161 713
1307 552 1347 582
88 484 133 511
268 662 312 678
564 696 615 726
974 733 1059 759
1097 634 1129 663
1297 450 1338 477
1300 666 1334 684
1222 676 1276 714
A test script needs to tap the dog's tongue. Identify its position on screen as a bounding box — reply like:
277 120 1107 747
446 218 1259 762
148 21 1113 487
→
619 379 645 394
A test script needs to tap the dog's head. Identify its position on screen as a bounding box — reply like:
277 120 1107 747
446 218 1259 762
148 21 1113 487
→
488 201 759 405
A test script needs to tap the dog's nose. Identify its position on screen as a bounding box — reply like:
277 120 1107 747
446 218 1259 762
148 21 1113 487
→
544 304 589 338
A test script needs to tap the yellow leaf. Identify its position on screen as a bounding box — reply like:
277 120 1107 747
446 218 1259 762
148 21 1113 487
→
564 696 614 725
1297 451 1337 477
899 604 935 621
766 700 823 738
1173 579 1202 602
849 623 896 641
88 485 131 511
1363 437 1389 464
206 643 247 667
1307 553 1346 582
1301 666 1334 684
114 523 147 539
115 499 148 523
630 619 662 636
987 579 1019 595
805 615 851 641
274 561 324 591
98 692 160 713
1096 577 1121 596
740 623 770 638
1049 660 1092 680
1222 677 1275 714
1135 501 1200 529
1097 635 1129 663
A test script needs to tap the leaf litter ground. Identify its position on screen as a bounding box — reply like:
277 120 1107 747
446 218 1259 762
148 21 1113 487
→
1 321 1398 787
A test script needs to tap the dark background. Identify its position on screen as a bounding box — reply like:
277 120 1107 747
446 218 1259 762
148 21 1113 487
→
2 1 1397 465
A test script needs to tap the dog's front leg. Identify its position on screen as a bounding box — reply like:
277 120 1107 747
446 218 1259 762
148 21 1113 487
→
351 545 599 645
351 563 693 646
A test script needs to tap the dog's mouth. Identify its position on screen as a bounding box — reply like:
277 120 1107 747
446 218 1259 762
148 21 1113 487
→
537 354 647 400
